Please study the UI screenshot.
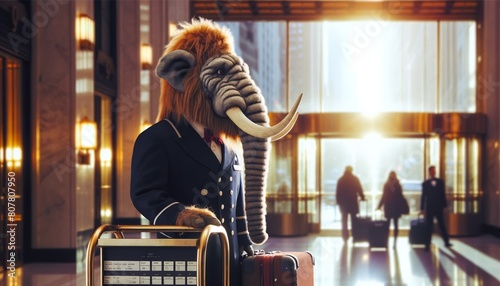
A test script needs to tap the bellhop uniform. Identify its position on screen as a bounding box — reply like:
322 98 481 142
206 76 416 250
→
130 117 252 286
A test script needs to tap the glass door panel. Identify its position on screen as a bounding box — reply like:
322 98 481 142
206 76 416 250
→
444 137 482 235
320 137 426 230
298 137 319 230
266 137 293 214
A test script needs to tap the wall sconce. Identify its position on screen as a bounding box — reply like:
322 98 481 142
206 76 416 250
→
76 14 95 51
100 148 112 167
76 116 97 165
140 43 152 70
5 147 22 168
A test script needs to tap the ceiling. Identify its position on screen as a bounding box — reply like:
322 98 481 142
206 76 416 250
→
190 0 482 21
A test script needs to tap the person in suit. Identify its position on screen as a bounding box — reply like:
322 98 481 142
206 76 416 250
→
336 166 366 242
420 165 452 251
377 171 407 247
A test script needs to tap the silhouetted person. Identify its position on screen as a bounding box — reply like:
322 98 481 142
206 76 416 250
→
336 166 365 242
420 165 452 251
377 171 406 247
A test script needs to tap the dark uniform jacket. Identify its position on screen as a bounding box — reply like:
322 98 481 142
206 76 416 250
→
420 177 447 213
130 118 252 285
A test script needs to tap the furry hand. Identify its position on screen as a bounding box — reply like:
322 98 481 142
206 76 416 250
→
175 206 221 228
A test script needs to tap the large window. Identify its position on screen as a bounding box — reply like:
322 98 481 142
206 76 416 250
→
222 20 476 113
320 137 439 230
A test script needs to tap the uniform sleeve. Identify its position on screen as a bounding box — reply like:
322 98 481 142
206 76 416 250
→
440 179 448 208
130 130 186 226
420 182 426 211
236 175 252 246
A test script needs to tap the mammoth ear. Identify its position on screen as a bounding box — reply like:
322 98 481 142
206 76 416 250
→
156 50 196 92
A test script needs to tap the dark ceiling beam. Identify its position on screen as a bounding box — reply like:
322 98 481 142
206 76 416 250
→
315 1 322 15
214 0 228 18
249 0 259 16
445 1 455 14
413 1 422 14
282 1 290 15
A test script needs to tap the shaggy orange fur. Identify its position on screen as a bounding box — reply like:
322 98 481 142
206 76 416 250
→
156 18 240 140
175 206 221 228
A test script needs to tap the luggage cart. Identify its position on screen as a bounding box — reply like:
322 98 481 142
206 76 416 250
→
86 224 229 286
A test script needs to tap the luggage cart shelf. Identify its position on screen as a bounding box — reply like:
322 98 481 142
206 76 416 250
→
86 225 229 286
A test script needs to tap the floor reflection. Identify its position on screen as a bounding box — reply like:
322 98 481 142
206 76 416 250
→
0 234 499 285
261 234 500 286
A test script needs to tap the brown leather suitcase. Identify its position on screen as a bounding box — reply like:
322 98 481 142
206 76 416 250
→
241 251 315 286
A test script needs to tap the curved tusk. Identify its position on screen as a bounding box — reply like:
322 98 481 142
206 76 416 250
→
270 111 299 141
270 93 302 141
226 93 303 139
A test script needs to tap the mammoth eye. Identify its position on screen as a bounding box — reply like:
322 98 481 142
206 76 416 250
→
217 68 226 76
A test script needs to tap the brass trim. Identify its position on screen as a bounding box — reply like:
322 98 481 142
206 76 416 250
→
97 238 198 247
269 112 487 137
197 225 230 286
85 225 230 286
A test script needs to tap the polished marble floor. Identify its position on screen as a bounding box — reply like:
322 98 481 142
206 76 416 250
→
1 234 499 286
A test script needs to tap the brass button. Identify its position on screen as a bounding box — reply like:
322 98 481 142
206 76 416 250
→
221 218 225 223
221 204 225 210
218 177 222 183
201 189 208 196
230 190 234 195
219 191 223 196
229 176 233 182
231 204 234 209
231 230 234 235
231 217 234 222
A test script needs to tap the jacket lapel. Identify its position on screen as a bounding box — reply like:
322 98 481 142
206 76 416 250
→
170 119 221 173
221 145 235 172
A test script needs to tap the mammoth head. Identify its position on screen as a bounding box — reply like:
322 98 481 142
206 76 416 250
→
155 18 301 245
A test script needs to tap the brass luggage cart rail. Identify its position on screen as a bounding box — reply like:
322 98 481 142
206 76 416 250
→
85 224 229 286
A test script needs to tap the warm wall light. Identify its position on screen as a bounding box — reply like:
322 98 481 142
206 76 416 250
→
100 148 112 167
169 22 178 40
76 116 97 165
5 147 22 168
141 43 153 69
76 14 95 51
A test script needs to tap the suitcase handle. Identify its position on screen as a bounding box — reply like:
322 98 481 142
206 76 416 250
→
85 224 229 286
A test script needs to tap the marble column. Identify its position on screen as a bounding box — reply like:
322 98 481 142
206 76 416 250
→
115 0 142 220
33 0 76 250
32 0 96 263
482 0 500 229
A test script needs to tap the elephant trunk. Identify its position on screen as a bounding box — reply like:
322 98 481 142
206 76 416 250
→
240 132 270 245
233 73 271 245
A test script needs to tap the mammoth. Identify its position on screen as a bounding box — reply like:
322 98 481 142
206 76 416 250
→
130 18 301 284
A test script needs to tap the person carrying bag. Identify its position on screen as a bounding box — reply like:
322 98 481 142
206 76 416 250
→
377 171 409 248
